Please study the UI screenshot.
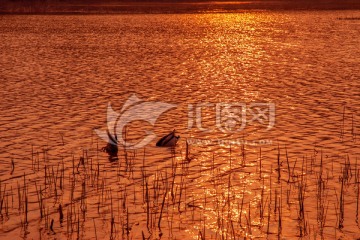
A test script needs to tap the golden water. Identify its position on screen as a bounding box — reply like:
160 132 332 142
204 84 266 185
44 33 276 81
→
0 12 360 239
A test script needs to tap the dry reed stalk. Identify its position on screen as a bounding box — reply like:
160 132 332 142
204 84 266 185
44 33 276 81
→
158 189 167 231
338 176 345 229
277 144 281 182
285 146 291 182
259 147 262 178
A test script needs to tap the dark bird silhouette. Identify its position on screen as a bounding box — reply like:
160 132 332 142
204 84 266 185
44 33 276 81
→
101 130 118 161
156 129 180 147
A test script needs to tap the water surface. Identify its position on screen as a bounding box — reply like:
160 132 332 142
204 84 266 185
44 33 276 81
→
0 11 360 239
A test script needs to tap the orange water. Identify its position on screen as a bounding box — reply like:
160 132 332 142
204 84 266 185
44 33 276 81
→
0 12 360 239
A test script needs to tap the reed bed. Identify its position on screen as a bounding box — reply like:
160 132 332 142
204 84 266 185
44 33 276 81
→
0 137 360 239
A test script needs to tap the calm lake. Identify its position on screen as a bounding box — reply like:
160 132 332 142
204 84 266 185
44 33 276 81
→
0 11 360 239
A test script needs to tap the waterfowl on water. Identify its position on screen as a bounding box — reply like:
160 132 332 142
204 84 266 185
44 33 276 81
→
101 131 118 156
156 129 180 147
